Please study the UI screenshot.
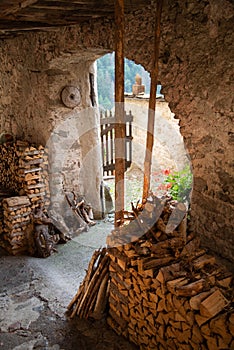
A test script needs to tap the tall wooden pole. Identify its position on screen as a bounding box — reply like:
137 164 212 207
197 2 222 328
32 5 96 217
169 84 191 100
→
142 0 163 201
115 0 125 227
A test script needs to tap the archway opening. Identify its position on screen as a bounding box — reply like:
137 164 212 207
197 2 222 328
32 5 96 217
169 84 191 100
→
96 53 192 213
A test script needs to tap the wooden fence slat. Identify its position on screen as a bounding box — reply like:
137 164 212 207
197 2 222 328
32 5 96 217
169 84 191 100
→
100 110 133 177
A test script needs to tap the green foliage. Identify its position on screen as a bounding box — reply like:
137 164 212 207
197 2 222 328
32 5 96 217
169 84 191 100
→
164 165 193 203
96 53 153 110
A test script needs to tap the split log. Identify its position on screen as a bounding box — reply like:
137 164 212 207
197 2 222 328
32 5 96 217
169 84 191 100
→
172 279 207 297
189 289 216 310
192 254 216 270
200 290 229 318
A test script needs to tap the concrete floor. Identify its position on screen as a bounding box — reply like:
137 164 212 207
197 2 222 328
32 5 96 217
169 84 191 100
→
0 220 138 350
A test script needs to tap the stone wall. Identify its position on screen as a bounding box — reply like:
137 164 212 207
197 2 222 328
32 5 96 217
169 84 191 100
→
158 0 234 263
0 40 104 219
124 95 189 173
0 0 233 260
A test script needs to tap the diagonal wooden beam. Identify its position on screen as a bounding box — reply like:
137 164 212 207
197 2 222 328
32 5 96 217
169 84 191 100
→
1 0 39 16
142 0 163 202
114 0 125 227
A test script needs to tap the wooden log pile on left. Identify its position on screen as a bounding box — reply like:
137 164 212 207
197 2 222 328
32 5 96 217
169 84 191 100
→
0 140 50 209
0 140 55 256
2 196 32 255
16 140 50 209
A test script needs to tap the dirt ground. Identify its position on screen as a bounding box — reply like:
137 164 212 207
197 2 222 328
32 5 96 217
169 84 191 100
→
0 220 138 350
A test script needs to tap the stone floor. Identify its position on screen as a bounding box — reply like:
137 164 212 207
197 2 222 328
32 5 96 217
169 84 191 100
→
0 220 138 350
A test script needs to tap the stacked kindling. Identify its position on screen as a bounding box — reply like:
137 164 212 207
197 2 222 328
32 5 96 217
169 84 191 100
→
106 197 234 350
2 196 32 255
16 141 50 209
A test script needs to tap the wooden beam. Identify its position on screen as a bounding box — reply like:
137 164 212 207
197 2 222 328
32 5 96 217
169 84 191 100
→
31 1 114 13
142 0 163 201
0 0 38 16
114 0 125 227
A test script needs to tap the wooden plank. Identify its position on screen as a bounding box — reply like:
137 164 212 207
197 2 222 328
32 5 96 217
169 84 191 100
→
3 196 30 208
142 0 163 200
114 0 125 226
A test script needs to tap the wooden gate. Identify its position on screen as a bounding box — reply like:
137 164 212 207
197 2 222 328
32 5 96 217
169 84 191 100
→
100 110 133 176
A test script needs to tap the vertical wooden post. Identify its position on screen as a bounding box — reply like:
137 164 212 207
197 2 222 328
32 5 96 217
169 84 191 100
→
115 0 125 227
142 0 163 201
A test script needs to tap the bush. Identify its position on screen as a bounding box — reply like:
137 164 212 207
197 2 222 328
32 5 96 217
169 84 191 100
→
164 164 193 203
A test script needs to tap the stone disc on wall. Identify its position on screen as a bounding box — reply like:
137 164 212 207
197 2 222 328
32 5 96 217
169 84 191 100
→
61 86 81 108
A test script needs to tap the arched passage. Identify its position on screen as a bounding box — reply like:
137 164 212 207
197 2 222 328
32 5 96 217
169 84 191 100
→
0 0 233 261
96 53 191 211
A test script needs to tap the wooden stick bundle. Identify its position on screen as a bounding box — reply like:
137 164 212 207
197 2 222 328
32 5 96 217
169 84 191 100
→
68 248 110 320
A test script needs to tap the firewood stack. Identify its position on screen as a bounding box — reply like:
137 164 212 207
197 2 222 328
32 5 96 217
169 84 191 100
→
0 140 51 255
2 196 32 255
106 196 234 350
0 140 50 209
0 188 16 237
0 142 19 192
16 141 50 209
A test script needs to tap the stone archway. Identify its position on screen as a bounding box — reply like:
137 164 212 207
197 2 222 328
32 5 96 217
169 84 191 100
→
0 0 233 261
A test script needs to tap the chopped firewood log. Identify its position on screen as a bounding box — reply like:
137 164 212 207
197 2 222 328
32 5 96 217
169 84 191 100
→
200 290 229 318
92 276 109 318
150 237 184 252
216 272 233 289
165 202 186 233
173 279 208 297
180 236 200 257
156 263 187 283
139 256 174 271
189 289 216 310
192 254 216 270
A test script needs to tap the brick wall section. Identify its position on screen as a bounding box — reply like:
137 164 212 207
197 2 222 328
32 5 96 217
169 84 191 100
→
0 0 233 260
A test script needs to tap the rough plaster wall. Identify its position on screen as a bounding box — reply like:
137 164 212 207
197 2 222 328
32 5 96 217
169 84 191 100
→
0 0 233 260
0 41 104 221
125 97 188 174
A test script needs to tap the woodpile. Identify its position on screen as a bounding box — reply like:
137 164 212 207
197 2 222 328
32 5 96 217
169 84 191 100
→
67 248 109 320
16 140 50 209
2 196 32 255
0 140 50 209
0 140 51 255
0 188 16 237
0 142 19 192
105 196 234 350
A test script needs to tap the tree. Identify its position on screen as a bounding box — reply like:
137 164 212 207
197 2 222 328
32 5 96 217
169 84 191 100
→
97 53 158 110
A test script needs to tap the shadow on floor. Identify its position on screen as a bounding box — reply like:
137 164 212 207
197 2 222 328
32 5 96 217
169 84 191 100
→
0 221 138 350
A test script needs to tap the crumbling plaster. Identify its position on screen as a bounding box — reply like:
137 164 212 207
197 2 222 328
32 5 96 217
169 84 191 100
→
0 0 233 260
